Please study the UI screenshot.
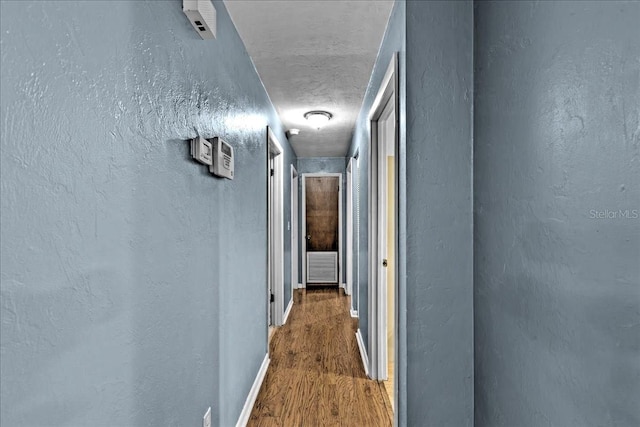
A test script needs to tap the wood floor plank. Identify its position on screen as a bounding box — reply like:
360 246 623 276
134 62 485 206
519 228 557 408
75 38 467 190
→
248 287 393 426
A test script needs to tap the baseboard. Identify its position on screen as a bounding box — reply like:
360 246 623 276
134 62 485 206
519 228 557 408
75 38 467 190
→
355 329 369 378
283 298 293 324
340 283 350 295
350 309 358 318
298 283 303 289
235 353 270 427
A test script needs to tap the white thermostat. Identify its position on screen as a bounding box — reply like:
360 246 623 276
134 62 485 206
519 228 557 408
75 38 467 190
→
210 137 234 180
190 136 213 165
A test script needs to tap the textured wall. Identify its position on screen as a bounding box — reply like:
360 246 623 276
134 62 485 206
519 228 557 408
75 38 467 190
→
0 1 295 426
474 1 640 426
348 0 407 422
405 1 474 425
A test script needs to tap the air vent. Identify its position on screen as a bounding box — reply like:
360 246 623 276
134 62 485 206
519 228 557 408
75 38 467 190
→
307 252 338 284
183 0 216 40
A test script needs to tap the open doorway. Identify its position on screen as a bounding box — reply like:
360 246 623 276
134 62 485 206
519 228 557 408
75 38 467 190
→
367 53 398 415
267 127 285 341
301 173 342 287
347 155 360 318
288 165 299 319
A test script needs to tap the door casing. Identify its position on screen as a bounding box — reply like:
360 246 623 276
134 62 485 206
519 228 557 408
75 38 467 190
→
346 159 353 297
367 53 399 414
301 173 343 288
291 165 299 291
267 127 285 330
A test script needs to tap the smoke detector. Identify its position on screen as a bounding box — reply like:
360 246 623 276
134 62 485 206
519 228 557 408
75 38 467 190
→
183 0 216 39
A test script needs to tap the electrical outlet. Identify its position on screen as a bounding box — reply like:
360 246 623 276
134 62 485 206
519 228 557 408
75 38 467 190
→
203 407 211 427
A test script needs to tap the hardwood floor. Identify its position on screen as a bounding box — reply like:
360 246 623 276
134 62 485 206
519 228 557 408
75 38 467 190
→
382 361 394 411
248 287 393 427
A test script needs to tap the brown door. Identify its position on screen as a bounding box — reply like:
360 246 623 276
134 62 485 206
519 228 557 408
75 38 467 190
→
305 176 339 252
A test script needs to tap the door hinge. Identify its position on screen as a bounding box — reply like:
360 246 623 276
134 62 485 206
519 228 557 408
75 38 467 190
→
270 293 275 302
270 168 274 176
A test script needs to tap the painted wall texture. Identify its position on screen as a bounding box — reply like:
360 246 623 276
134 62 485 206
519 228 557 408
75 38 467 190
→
0 1 295 426
405 1 474 425
474 1 640 426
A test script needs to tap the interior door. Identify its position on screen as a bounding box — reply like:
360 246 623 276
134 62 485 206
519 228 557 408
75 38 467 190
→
305 176 339 283
268 155 275 326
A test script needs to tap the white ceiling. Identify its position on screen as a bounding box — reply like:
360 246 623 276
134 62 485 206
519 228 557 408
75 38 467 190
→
224 0 394 157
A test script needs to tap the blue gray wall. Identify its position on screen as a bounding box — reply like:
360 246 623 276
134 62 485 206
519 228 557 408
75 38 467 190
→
0 1 295 426
405 1 474 424
349 0 474 425
474 1 640 426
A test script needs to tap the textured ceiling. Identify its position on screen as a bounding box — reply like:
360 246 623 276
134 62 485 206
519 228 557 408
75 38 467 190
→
224 0 394 157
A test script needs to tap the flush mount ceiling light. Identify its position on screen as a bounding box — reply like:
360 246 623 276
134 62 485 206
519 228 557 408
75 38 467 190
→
304 111 332 129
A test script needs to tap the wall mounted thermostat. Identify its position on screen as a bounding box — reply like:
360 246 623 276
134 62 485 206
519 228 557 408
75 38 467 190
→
190 136 213 166
210 137 234 180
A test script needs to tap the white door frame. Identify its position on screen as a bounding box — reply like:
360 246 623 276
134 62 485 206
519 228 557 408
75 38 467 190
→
367 53 398 385
346 159 354 297
291 165 299 292
267 127 285 327
301 173 343 288
353 151 360 318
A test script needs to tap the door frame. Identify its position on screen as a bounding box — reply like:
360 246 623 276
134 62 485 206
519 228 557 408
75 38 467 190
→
301 173 343 288
267 127 285 328
352 151 360 318
290 165 299 292
367 53 399 387
346 159 353 297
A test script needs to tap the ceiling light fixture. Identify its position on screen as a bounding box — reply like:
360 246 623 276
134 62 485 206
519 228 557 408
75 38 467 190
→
304 111 332 129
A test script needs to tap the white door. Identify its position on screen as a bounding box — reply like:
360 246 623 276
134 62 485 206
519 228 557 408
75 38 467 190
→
346 159 353 297
267 127 284 331
268 155 275 327
377 97 395 382
367 54 398 395
291 166 299 290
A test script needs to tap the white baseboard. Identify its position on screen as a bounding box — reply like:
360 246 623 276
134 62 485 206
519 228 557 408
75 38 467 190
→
340 282 346 289
350 309 358 318
236 354 270 427
283 298 293 324
355 329 369 378
298 283 303 289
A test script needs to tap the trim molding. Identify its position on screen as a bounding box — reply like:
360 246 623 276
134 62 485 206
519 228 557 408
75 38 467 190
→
283 298 293 324
350 309 359 318
355 329 369 378
236 354 270 427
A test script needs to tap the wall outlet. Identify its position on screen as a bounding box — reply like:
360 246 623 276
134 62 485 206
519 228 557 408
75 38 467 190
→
203 407 211 427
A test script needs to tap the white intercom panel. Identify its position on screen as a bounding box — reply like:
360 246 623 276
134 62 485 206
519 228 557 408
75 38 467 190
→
190 136 213 165
209 137 234 179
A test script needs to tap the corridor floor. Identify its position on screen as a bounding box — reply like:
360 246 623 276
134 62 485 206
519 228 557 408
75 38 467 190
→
248 287 393 426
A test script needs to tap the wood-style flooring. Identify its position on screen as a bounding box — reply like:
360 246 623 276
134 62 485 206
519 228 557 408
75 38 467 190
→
248 287 393 427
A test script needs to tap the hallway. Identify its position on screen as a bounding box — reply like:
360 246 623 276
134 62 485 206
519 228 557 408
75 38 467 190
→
249 288 392 426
